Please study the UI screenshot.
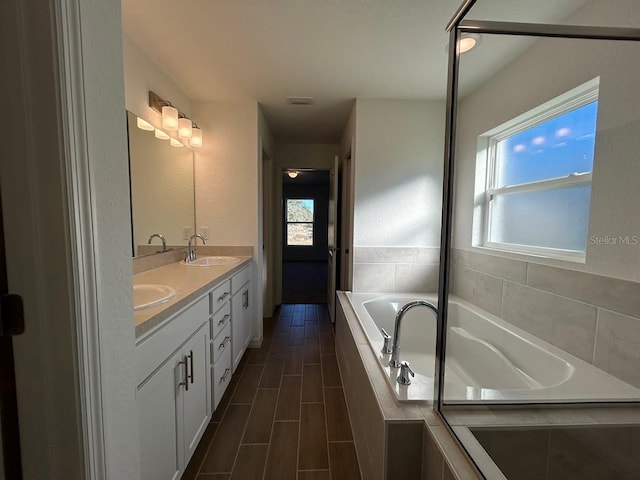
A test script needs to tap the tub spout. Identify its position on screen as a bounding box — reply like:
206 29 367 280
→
389 300 438 368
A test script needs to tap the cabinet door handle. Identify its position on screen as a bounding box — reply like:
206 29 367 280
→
218 335 231 350
217 292 229 302
219 367 231 384
217 314 230 326
188 350 194 384
242 290 249 309
179 356 189 391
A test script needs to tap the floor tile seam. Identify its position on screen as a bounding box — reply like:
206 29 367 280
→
260 310 286 480
296 352 303 480
226 371 259 477
320 350 333 480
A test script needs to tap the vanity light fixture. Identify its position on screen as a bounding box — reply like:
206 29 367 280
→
155 128 170 140
136 117 155 131
149 91 203 147
178 116 192 140
170 138 184 147
190 126 203 148
162 105 179 131
288 171 298 179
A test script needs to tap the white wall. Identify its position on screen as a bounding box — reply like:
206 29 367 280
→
454 0 640 283
2 0 140 477
354 99 445 247
193 100 264 340
258 107 275 317
122 34 192 125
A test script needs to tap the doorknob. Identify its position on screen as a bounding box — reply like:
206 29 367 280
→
0 294 24 336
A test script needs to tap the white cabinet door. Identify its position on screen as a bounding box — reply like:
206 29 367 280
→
181 322 211 463
231 288 244 371
137 351 183 480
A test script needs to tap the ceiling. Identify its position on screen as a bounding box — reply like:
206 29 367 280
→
121 0 586 143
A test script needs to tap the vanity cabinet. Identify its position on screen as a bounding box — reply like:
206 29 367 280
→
136 297 211 480
209 279 233 410
230 265 252 371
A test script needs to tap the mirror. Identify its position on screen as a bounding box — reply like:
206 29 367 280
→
126 111 195 257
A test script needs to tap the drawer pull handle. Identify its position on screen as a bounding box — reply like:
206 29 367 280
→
188 350 194 384
179 356 189 391
219 367 231 384
218 336 231 350
217 314 230 326
217 292 229 302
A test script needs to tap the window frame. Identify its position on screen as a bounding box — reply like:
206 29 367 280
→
477 78 600 261
285 198 315 247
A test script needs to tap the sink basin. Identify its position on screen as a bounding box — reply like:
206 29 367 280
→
133 284 176 311
181 256 242 267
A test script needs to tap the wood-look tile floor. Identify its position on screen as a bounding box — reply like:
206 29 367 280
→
183 304 362 480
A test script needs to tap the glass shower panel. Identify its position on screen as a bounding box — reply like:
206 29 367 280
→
439 18 640 478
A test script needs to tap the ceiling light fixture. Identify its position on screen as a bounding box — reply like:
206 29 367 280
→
458 33 481 54
288 171 298 178
149 91 203 148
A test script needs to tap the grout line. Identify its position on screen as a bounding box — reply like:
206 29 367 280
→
261 308 286 480
226 352 261 477
321 346 333 480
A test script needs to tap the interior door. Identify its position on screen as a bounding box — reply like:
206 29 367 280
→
327 156 339 323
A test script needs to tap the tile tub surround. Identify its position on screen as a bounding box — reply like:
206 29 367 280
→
452 248 640 388
133 256 252 337
353 246 440 294
335 292 482 480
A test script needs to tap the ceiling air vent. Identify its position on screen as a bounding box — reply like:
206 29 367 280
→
286 96 314 105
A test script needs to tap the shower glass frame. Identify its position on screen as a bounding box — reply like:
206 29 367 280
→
434 0 640 473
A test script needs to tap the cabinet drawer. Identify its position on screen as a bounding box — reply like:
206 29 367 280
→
136 296 208 387
210 279 231 314
211 302 231 340
211 321 231 365
212 348 232 411
231 265 250 294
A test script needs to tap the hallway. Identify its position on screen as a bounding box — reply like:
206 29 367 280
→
183 304 361 479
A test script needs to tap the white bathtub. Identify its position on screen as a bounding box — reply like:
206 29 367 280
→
346 292 640 403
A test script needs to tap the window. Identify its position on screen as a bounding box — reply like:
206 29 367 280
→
286 199 314 246
475 78 599 260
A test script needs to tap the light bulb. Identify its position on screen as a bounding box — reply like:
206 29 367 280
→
136 117 154 131
178 117 192 139
288 171 298 178
458 33 481 54
190 127 203 148
170 138 184 147
155 129 170 140
162 105 179 131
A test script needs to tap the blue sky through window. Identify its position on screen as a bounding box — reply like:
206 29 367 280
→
496 101 598 188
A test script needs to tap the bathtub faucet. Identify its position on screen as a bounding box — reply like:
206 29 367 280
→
389 300 438 368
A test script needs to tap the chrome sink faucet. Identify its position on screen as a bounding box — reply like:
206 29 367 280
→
148 233 167 252
389 300 438 368
186 234 206 262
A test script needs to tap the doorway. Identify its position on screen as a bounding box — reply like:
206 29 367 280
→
282 170 330 304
